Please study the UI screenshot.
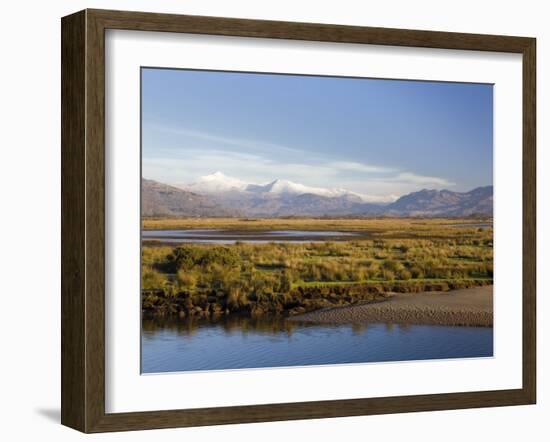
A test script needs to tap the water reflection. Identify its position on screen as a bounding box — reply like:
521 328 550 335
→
141 314 494 373
142 314 343 338
142 315 312 338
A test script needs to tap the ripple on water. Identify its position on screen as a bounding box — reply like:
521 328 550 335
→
141 316 493 373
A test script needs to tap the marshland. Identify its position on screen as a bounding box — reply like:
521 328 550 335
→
140 217 494 372
141 217 493 319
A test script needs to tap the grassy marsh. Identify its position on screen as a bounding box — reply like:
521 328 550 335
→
141 217 493 317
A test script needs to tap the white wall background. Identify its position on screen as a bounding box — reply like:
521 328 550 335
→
0 0 546 440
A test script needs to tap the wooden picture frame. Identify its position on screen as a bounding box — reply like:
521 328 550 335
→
61 8 536 433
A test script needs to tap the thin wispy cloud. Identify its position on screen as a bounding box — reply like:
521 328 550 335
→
143 135 455 200
146 123 305 156
330 161 396 174
390 172 455 187
144 124 408 191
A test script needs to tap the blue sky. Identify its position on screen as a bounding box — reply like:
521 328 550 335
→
142 68 493 201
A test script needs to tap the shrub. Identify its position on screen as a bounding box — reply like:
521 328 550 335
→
168 246 204 271
177 270 197 290
383 259 402 272
200 246 240 267
410 266 424 279
141 266 167 290
169 245 240 271
399 269 412 280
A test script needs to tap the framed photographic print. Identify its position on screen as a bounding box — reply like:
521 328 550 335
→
61 9 536 433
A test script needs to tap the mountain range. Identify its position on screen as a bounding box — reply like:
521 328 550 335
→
384 186 493 217
142 173 493 218
182 171 366 200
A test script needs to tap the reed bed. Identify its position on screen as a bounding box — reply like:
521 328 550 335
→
141 218 493 318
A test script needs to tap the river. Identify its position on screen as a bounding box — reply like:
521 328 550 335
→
142 229 364 244
142 315 493 373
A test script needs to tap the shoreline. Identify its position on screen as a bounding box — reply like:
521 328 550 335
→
289 285 493 327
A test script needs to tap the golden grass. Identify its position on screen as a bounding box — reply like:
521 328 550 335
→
142 216 492 236
141 218 493 317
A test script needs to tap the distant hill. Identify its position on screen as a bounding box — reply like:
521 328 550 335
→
383 186 493 217
141 178 241 217
208 191 382 217
143 174 493 218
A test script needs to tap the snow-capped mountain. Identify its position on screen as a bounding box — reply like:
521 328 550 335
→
173 172 387 217
145 174 493 217
184 171 248 193
181 172 366 201
246 179 363 199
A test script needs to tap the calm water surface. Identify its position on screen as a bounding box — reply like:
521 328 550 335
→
142 229 362 244
141 315 493 373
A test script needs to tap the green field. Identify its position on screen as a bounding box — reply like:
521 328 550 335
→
141 217 493 317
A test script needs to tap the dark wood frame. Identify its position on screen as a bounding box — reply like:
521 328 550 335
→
61 8 536 433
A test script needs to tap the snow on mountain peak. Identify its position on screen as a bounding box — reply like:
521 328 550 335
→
267 179 315 194
264 179 350 198
180 172 370 201
185 171 248 193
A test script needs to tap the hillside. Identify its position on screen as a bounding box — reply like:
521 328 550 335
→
144 175 493 217
141 178 241 217
384 186 493 217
